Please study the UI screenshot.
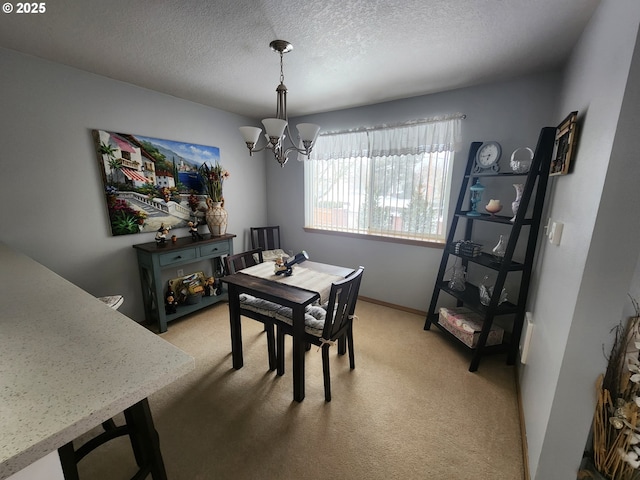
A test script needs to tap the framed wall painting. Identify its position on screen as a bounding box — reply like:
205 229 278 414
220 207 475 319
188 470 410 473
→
550 111 578 176
92 130 220 236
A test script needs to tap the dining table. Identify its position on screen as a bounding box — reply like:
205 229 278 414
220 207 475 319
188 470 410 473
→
221 260 354 402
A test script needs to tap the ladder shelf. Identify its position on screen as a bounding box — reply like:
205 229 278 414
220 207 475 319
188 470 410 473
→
424 127 555 371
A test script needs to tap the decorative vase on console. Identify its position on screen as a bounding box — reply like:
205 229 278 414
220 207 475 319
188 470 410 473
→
511 184 524 223
198 161 230 236
205 198 228 236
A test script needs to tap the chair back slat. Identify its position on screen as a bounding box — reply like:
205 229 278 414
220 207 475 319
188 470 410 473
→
250 226 282 251
322 267 364 341
224 248 264 275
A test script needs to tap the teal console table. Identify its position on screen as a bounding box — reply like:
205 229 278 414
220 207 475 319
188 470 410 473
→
133 234 235 332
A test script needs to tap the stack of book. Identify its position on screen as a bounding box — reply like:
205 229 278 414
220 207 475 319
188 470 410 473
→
451 240 482 257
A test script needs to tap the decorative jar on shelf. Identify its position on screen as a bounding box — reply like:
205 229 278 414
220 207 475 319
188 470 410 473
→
511 184 524 222
485 199 503 216
467 179 485 217
491 235 507 262
479 275 508 306
448 261 467 292
509 147 533 173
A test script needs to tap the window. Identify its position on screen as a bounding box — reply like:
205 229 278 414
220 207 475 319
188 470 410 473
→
304 115 462 243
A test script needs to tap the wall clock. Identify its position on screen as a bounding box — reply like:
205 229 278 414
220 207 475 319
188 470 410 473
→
473 141 502 173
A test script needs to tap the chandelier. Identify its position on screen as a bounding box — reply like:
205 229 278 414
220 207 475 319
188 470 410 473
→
239 40 321 167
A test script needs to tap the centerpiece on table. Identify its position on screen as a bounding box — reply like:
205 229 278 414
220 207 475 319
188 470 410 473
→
580 298 640 480
198 161 230 236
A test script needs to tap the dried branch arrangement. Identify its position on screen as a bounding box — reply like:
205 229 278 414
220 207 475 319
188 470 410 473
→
585 297 640 480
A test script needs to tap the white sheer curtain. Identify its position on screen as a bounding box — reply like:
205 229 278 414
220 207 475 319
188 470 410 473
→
309 114 463 161
308 131 369 160
304 114 463 242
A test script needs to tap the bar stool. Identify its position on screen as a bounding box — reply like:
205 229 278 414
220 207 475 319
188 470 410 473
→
98 295 124 310
57 399 167 480
57 295 168 479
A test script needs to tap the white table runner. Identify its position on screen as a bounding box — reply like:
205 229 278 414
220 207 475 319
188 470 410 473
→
240 262 344 304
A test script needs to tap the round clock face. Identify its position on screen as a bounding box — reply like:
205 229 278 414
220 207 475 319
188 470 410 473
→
476 142 502 169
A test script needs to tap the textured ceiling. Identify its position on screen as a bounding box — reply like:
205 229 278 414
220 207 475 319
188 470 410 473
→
0 0 600 119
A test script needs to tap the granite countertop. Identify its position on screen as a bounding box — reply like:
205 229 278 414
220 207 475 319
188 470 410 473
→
0 243 195 479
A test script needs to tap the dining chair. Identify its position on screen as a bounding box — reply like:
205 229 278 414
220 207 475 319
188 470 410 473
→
250 226 282 250
225 248 263 275
250 226 289 262
224 248 278 371
273 266 364 401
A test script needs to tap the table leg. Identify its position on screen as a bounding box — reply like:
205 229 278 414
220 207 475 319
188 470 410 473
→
227 284 243 369
292 304 306 402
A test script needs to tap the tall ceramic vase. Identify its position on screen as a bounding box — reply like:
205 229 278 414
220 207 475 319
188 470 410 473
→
510 184 524 223
205 198 228 236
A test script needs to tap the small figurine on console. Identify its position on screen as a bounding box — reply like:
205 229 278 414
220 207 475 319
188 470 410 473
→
165 288 178 314
188 220 203 241
215 277 224 296
204 276 215 297
155 223 170 245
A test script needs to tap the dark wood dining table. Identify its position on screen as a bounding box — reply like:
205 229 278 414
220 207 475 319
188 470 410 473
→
221 261 354 402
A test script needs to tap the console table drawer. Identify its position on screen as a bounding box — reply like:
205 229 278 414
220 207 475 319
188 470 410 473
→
158 248 197 266
199 243 230 257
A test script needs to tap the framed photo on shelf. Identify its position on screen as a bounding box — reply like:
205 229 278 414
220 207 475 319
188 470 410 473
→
550 111 578 176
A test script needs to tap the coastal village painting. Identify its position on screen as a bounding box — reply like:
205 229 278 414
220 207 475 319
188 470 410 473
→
92 130 220 236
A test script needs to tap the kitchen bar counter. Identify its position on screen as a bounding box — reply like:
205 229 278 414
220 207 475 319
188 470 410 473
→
0 243 195 479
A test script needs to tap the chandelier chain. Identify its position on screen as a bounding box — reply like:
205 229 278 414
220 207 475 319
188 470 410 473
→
280 52 285 84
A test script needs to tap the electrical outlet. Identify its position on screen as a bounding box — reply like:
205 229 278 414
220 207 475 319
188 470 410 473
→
177 269 184 277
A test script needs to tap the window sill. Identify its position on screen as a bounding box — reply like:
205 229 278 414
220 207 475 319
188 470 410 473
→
303 227 445 248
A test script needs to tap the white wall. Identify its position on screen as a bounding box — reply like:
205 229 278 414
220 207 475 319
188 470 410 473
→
520 1 640 478
268 73 560 311
0 48 268 322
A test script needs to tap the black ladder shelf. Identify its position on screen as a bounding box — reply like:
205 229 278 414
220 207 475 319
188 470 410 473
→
424 127 555 371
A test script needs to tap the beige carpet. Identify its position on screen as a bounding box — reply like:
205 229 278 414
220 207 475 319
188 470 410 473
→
75 300 525 479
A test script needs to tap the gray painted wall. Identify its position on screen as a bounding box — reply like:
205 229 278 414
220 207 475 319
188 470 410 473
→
0 47 268 322
520 1 640 478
